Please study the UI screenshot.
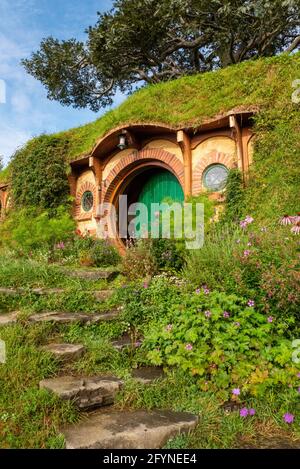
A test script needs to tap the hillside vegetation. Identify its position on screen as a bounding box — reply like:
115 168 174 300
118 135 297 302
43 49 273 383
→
1 52 300 220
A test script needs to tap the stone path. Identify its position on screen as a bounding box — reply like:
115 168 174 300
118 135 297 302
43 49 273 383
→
62 409 198 449
0 287 112 302
0 268 199 449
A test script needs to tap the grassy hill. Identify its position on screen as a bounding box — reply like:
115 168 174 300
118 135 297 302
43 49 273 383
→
1 52 300 220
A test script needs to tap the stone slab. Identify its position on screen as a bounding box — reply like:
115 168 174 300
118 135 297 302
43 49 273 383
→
0 311 19 326
132 367 165 384
29 309 119 324
62 408 198 449
41 343 86 362
40 375 123 409
65 270 118 281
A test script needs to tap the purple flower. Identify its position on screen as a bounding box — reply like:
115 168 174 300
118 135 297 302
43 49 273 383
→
297 387 300 394
283 413 294 424
185 343 193 351
223 311 230 318
204 310 212 318
297 372 300 378
143 282 149 289
267 316 274 323
247 300 255 307
279 215 293 226
243 250 251 258
195 288 201 294
165 324 173 332
249 408 256 416
240 221 248 229
240 408 249 418
245 216 254 225
202 285 210 295
234 322 240 327
232 388 240 396
134 341 142 348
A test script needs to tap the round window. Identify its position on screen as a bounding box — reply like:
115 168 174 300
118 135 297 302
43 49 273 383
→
81 191 94 212
203 164 229 191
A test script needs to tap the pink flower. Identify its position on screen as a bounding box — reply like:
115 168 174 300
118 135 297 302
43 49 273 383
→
165 324 173 332
204 310 212 318
240 221 248 229
202 285 210 295
134 341 142 348
243 250 251 258
234 322 240 327
267 316 274 323
245 216 254 224
236 239 241 244
185 343 193 351
247 300 255 307
240 408 249 418
279 215 293 226
297 373 300 378
195 288 201 294
249 408 256 416
247 242 252 247
223 311 230 318
232 388 240 396
283 413 294 424
297 387 300 394
291 222 300 235
143 282 149 289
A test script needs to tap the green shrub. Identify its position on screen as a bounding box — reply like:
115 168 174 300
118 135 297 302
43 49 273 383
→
90 240 120 267
223 169 245 223
151 238 186 272
142 288 299 400
122 239 158 280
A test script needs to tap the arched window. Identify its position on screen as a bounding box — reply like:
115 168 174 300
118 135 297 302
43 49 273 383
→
81 191 94 212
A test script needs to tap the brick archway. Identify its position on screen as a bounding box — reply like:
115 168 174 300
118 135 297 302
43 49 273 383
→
102 148 184 203
192 150 236 195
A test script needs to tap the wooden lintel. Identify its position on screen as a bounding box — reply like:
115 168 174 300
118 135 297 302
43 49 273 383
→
177 130 192 197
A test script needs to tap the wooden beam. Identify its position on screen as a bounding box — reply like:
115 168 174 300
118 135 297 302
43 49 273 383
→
229 115 245 183
177 130 192 197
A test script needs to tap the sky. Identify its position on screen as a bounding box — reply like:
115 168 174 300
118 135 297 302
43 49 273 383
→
0 0 124 166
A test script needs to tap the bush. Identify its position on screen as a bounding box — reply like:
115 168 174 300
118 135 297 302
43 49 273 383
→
122 239 157 280
151 238 186 271
142 288 299 400
90 240 120 267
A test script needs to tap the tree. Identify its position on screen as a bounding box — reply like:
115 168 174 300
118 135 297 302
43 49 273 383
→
23 0 300 111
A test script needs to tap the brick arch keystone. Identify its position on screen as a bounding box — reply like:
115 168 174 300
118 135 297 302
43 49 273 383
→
192 150 236 195
102 148 184 203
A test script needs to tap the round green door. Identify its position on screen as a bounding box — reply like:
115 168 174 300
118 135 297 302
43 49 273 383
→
136 170 184 237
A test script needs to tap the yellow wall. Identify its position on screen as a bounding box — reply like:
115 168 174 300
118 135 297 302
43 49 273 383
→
103 149 134 180
142 139 183 163
192 136 237 170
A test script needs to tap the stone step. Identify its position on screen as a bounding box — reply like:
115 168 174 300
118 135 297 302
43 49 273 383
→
64 269 118 281
40 375 123 410
132 367 165 384
0 287 113 302
29 309 119 325
111 334 132 351
0 311 19 326
41 343 86 362
62 408 198 449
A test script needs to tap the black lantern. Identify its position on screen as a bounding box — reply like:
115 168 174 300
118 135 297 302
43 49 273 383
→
117 131 127 150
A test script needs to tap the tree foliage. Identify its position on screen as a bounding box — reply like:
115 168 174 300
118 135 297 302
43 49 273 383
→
10 135 70 210
23 0 300 111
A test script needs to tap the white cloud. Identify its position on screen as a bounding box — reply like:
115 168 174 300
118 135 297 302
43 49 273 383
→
0 124 31 164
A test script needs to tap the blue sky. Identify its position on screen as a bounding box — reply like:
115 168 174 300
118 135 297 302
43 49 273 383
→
0 0 124 165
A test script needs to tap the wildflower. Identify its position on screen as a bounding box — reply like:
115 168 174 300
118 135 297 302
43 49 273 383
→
134 341 142 348
297 387 300 394
185 343 193 351
247 242 252 247
223 311 230 318
236 239 241 244
297 372 300 378
202 285 210 294
234 321 240 327
240 220 248 229
143 282 149 289
195 288 201 294
240 408 249 418
232 388 240 396
249 408 256 416
267 316 274 323
279 215 293 226
261 227 267 232
204 310 212 318
283 413 294 424
243 250 251 258
291 222 300 235
245 216 254 224
247 300 255 307
166 324 173 332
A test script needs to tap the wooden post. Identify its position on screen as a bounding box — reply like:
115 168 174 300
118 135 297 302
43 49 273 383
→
177 130 192 198
89 156 103 217
229 115 245 182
